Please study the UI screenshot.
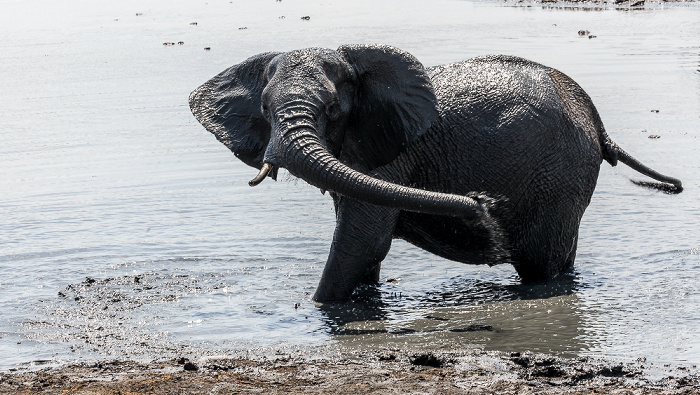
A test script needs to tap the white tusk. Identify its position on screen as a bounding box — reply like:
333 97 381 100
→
249 163 273 187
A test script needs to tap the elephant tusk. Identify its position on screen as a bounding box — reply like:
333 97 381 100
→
249 162 273 186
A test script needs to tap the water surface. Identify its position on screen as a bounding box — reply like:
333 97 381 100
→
1 0 699 371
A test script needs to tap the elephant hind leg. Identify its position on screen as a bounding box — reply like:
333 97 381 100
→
564 232 578 272
512 221 581 282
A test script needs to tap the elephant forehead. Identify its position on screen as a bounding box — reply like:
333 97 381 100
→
274 48 333 71
273 49 353 82
264 74 332 105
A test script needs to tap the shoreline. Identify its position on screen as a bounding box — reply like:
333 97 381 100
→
2 350 698 393
508 0 697 4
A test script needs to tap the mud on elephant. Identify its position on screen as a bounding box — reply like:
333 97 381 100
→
189 44 682 303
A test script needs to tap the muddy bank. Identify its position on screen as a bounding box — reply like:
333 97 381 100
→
520 0 695 4
2 350 698 394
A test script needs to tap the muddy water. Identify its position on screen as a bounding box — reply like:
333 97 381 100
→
1 0 699 371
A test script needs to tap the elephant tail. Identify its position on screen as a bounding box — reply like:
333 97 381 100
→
601 131 683 194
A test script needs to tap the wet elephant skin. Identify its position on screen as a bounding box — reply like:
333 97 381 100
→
189 44 682 303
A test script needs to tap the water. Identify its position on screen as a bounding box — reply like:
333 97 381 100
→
1 0 699 371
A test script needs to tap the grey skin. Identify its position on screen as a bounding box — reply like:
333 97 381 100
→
190 44 682 303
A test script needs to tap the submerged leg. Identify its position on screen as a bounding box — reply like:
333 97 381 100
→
313 198 399 303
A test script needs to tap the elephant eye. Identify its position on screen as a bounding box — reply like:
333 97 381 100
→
261 103 271 120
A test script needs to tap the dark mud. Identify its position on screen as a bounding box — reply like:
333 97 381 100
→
520 0 695 4
2 350 698 394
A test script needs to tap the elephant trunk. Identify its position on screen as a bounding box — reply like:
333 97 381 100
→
266 124 485 219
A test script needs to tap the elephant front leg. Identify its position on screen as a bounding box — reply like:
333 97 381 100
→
312 198 400 303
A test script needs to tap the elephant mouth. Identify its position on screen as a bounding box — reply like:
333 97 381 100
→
248 162 279 186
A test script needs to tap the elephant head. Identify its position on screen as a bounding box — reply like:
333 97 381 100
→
189 44 486 219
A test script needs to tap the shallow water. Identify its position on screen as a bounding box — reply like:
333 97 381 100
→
1 0 699 371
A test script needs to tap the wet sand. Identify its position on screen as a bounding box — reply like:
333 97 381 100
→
2 350 698 394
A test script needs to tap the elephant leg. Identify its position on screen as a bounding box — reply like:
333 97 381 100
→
513 201 584 282
364 262 381 282
313 198 400 303
564 231 578 272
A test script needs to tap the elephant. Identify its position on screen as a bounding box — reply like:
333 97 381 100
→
189 44 682 303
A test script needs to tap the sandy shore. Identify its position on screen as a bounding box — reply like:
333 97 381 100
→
2 350 698 394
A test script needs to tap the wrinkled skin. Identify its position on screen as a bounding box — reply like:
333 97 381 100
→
190 45 682 303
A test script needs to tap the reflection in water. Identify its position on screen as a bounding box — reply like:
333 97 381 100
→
420 272 580 306
318 285 389 331
321 275 591 358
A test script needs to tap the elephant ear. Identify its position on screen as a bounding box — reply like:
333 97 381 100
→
337 44 439 169
189 52 281 169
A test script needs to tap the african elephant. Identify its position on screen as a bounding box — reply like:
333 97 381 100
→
189 44 682 303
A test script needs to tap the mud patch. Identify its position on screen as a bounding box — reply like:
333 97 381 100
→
1 350 698 394
21 269 217 359
410 352 450 367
